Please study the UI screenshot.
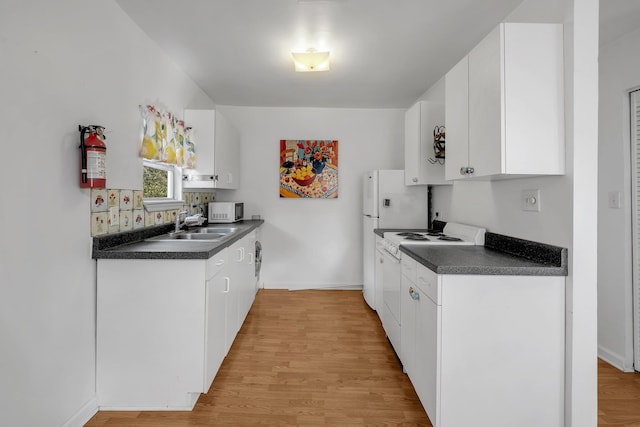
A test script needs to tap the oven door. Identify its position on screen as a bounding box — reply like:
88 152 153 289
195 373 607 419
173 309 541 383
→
380 247 402 354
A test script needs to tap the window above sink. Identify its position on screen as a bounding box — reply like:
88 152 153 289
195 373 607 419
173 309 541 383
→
143 159 184 212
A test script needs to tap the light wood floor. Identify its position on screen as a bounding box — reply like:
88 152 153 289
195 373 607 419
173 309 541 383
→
86 289 431 426
86 289 640 426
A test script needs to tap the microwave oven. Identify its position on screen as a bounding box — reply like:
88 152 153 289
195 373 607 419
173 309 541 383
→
208 202 243 223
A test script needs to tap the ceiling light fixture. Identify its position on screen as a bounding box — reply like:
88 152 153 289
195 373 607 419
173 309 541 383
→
291 48 330 72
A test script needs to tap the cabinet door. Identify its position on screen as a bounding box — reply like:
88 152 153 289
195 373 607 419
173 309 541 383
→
414 288 438 425
240 232 257 321
214 111 240 189
468 25 503 177
183 109 216 187
205 268 228 390
445 56 469 181
404 102 420 185
400 273 416 375
502 23 564 175
405 102 448 185
225 240 243 353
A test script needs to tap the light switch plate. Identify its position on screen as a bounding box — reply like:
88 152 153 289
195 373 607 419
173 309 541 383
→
522 189 540 212
109 206 120 225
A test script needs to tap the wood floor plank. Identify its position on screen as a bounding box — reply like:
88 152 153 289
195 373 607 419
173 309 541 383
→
86 289 640 426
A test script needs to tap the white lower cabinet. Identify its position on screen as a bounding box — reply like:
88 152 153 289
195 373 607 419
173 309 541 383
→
400 259 565 427
204 250 229 390
227 231 257 353
96 233 258 410
401 257 437 421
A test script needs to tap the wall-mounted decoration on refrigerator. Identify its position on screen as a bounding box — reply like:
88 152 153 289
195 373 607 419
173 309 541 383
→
279 139 339 198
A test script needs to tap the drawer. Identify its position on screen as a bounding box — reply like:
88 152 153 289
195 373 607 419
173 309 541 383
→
401 256 417 283
205 248 228 280
416 264 439 304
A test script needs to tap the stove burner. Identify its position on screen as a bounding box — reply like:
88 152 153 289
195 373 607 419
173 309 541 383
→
438 236 463 242
396 232 425 238
404 235 430 241
425 231 444 236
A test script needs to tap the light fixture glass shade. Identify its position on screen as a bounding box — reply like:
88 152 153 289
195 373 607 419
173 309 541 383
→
291 49 330 72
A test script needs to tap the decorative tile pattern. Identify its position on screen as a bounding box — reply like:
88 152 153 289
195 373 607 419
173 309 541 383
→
133 209 144 229
120 190 133 211
91 212 108 236
120 210 133 231
89 189 215 236
90 189 108 213
133 190 143 209
144 210 155 227
107 189 119 209
108 214 119 233
154 211 164 225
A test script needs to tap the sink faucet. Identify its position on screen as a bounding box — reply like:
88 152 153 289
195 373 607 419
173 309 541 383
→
175 210 188 232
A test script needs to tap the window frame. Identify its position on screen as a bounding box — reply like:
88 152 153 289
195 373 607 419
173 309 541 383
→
142 159 184 212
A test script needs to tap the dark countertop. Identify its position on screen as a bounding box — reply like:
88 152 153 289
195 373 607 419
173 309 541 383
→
92 219 264 260
376 227 568 276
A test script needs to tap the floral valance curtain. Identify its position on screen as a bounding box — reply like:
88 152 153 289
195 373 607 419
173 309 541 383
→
139 105 195 168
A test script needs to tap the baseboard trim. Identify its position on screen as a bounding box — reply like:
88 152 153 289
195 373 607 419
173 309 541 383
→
263 283 363 291
61 396 98 427
598 346 634 372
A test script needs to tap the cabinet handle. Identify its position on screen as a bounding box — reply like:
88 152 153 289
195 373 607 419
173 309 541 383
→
409 286 420 301
247 253 254 264
223 277 230 293
459 166 475 176
412 177 418 183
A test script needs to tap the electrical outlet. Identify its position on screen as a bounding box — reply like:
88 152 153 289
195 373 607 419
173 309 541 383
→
522 189 540 212
109 207 120 225
608 191 622 209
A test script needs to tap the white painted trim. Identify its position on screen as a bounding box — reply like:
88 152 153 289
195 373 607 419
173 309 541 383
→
143 199 185 212
598 346 635 372
60 397 98 427
630 89 640 371
262 283 363 291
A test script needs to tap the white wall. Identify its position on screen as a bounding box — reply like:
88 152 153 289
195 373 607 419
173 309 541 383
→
216 106 406 289
0 1 214 426
598 27 640 371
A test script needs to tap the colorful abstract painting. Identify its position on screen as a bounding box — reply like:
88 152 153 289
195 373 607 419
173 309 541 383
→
279 140 339 198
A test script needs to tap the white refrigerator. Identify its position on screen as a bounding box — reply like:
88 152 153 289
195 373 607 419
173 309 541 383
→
362 170 428 310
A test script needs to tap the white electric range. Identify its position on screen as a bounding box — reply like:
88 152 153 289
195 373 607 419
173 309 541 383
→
381 222 486 260
376 222 486 358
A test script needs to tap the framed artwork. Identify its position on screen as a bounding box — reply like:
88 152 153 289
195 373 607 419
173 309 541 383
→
279 140 338 198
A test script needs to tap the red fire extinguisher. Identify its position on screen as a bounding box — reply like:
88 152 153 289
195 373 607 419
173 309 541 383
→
78 125 107 188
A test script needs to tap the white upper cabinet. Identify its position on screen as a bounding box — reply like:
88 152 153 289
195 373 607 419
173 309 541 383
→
445 23 565 180
404 101 450 186
183 109 240 189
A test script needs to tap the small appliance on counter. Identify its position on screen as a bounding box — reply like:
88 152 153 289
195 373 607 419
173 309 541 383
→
208 201 243 223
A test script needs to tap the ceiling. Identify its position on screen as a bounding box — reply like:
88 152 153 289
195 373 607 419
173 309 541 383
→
116 0 640 109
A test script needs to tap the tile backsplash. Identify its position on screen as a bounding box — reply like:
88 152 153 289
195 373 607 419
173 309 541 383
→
90 189 215 236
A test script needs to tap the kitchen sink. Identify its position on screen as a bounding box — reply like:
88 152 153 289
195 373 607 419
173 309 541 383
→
146 233 223 242
191 226 238 234
145 226 238 243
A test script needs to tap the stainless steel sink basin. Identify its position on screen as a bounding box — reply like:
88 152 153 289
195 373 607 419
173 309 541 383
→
145 226 238 243
146 233 223 242
192 226 238 234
